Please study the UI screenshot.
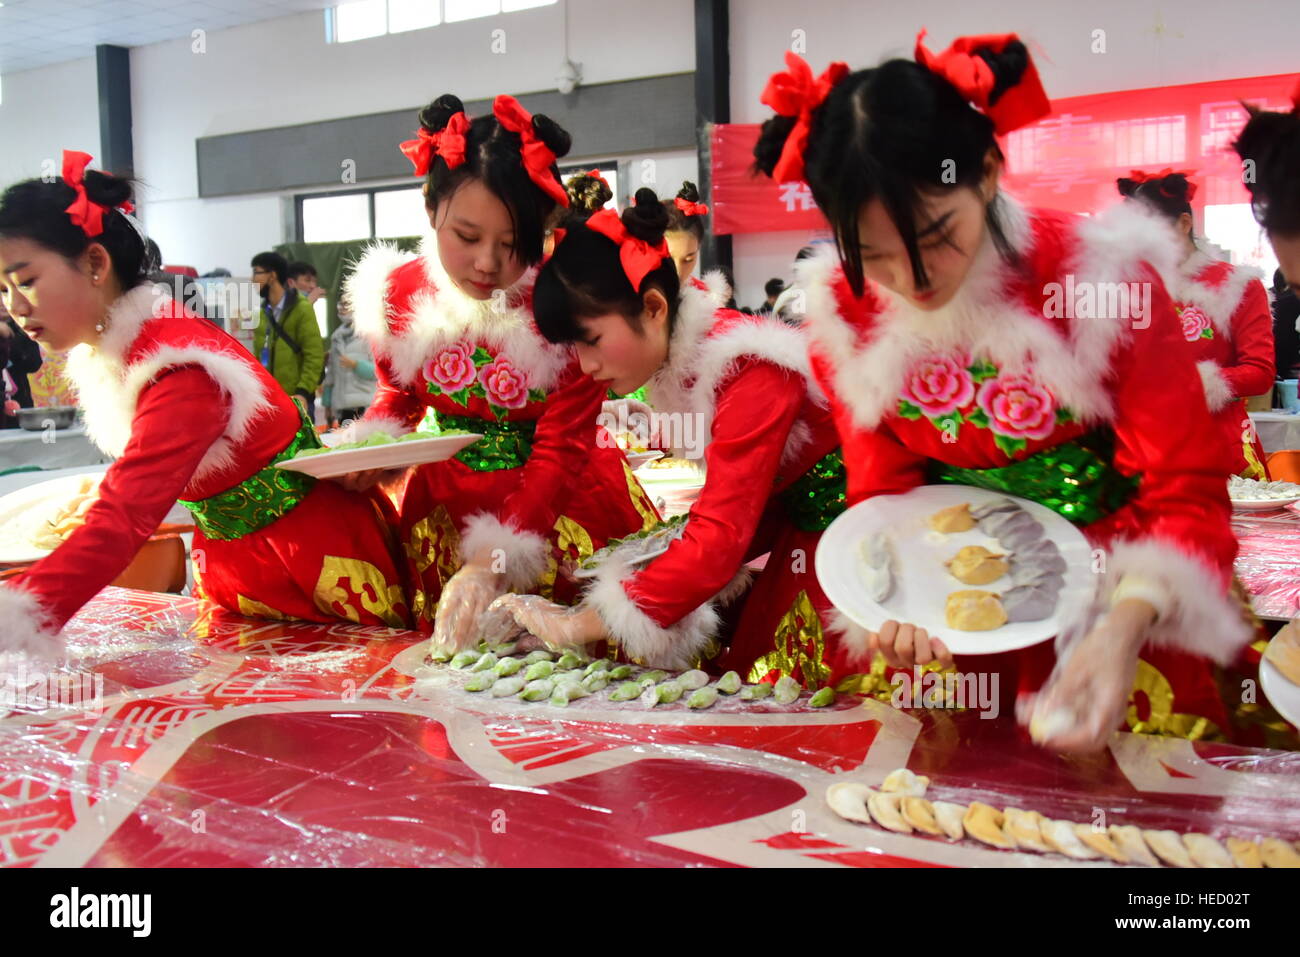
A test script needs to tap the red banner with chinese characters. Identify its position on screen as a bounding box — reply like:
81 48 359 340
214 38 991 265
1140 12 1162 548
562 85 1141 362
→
710 71 1299 236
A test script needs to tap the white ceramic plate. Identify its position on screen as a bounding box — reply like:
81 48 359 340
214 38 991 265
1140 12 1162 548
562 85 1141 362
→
815 484 1095 656
1259 655 1300 730
274 433 484 479
626 450 665 470
636 460 705 484
0 472 103 564
571 542 674 580
1231 496 1300 512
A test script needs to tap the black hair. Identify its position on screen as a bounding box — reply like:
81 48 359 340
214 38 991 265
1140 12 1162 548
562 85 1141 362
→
753 48 1031 297
287 260 318 281
1235 101 1300 237
662 180 707 241
764 277 785 299
419 93 572 266
794 245 816 261
251 251 287 285
564 171 612 214
0 168 150 290
534 187 680 344
1116 172 1194 225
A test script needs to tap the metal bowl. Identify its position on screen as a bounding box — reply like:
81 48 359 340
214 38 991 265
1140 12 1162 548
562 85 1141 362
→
17 406 78 431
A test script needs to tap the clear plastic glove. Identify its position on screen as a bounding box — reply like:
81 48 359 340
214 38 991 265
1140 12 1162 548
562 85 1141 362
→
866 619 954 670
1021 598 1154 753
432 561 506 652
484 594 609 651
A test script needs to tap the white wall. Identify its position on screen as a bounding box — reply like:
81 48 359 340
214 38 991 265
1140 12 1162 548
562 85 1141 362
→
0 56 100 187
129 0 696 272
727 0 1300 305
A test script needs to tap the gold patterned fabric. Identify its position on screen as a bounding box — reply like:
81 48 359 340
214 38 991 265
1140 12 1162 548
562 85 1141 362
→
748 590 832 688
313 556 407 629
1126 658 1222 740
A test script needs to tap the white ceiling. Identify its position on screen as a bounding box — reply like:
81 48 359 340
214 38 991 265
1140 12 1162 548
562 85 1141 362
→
0 0 335 74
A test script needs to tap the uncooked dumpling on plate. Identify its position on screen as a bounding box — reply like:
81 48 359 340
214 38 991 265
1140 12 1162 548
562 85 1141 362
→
946 545 1008 586
880 768 929 796
1183 833 1234 868
1009 561 1066 588
859 531 894 602
1264 627 1300 685
980 510 1045 549
962 802 1013 848
1109 825 1159 866
825 781 874 824
970 497 1019 520
945 590 1008 631
1000 583 1058 623
1144 829 1194 868
928 502 975 533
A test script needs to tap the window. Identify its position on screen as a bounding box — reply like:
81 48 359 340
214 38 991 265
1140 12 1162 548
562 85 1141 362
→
558 163 620 211
329 0 554 42
297 186 425 244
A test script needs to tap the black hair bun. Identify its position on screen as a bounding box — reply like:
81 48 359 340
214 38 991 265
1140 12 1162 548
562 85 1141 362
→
622 188 669 242
1116 176 1141 198
752 115 797 178
419 93 466 133
82 168 134 209
676 180 701 203
531 113 572 159
566 172 612 213
976 39 1030 107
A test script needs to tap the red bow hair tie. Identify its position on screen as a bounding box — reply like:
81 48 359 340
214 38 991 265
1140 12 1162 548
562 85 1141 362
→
585 208 669 291
62 150 134 238
492 95 569 207
914 29 1050 135
674 196 709 217
1126 168 1198 200
585 169 608 185
400 111 469 177
760 51 849 183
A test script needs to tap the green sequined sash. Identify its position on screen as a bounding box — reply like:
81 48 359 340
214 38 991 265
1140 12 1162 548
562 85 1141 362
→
932 431 1140 526
781 448 848 533
434 411 537 472
178 413 321 541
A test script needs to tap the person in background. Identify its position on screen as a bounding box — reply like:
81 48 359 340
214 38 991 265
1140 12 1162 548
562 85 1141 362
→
1271 270 1300 382
323 303 377 426
758 277 784 315
661 181 711 289
773 246 817 325
0 295 42 428
250 251 324 421
145 239 212 326
287 261 324 304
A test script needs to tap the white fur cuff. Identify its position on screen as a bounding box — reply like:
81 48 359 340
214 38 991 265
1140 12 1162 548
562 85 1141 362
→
1101 539 1252 664
328 415 409 446
1197 360 1235 412
826 607 873 665
0 582 63 665
458 512 549 592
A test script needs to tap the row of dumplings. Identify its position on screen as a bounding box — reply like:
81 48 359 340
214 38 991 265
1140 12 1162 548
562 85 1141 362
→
826 768 1300 868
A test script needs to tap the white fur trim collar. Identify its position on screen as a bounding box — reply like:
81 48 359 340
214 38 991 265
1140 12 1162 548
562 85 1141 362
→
0 581 63 663
1171 249 1263 339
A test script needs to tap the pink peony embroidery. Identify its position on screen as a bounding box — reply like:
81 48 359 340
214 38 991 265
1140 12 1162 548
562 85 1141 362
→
976 375 1058 441
900 354 976 417
1178 306 1212 342
423 341 477 393
478 356 530 409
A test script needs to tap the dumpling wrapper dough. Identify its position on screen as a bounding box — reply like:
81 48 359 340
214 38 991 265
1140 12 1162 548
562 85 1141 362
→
1000 583 1059 623
1225 837 1262 868
1040 819 1098 860
1075 824 1127 863
867 791 913 833
1109 825 1159 867
1144 829 1195 868
931 801 966 841
1003 808 1051 852
970 497 1020 520
1183 833 1234 868
963 802 1013 848
901 797 944 836
997 518 1047 551
928 502 975 533
825 781 874 824
880 768 929 796
979 509 1040 543
947 546 1008 586
945 590 1008 631
1260 837 1300 868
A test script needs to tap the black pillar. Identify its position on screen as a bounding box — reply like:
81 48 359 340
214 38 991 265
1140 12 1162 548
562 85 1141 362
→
694 0 732 284
96 45 134 177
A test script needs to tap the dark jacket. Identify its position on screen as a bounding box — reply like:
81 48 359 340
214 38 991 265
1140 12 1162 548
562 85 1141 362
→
1 315 42 428
1273 288 1300 381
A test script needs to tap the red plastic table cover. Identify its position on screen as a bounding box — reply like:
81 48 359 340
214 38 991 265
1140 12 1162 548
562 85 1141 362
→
1233 508 1300 622
2 587 1298 868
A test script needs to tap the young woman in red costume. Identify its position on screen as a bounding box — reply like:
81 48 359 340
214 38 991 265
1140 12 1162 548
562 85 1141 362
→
341 95 658 646
0 152 412 659
662 181 711 291
1118 169 1274 478
753 33 1253 752
483 190 844 679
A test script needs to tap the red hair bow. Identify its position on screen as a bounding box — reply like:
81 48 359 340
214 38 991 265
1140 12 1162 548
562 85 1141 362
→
492 95 569 207
1127 168 1198 200
400 111 469 177
674 196 709 217
586 169 608 185
585 208 669 291
760 51 849 183
914 29 1050 135
62 150 132 237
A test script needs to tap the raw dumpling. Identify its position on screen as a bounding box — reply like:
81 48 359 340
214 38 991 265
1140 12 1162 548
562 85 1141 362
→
866 791 913 833
825 781 874 824
929 502 975 533
1109 825 1159 866
1009 563 1066 590
1075 824 1127 863
1183 833 1234 868
901 797 944 835
1264 627 1300 685
880 768 929 796
1002 808 1050 852
860 531 894 602
963 802 1013 848
970 497 1020 520
997 518 1047 551
863 563 893 603
1000 583 1059 623
1144 829 1194 868
1225 837 1262 868
947 545 1009 586
931 801 966 840
945 590 1008 631
977 508 1035 541
1010 554 1068 581
1040 819 1098 860
1260 837 1300 868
